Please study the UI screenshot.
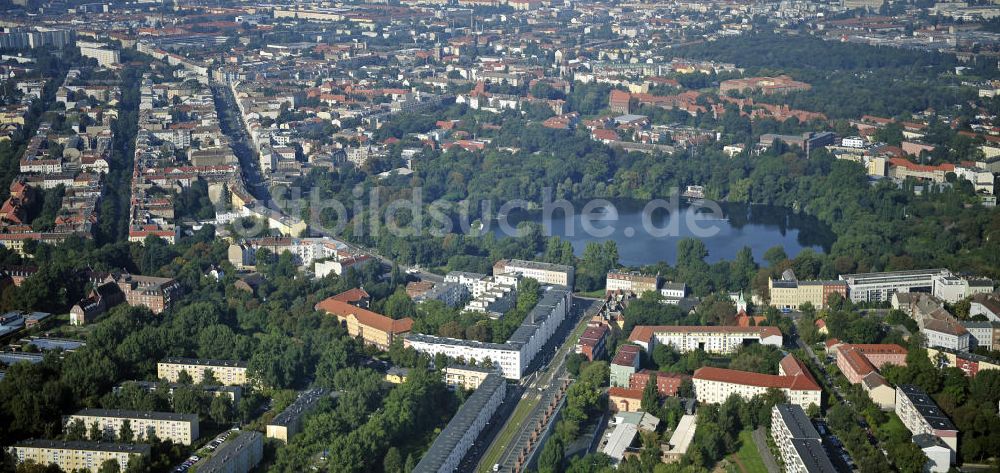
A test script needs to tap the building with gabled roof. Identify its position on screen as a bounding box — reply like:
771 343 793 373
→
693 355 821 410
895 384 958 468
628 325 782 353
316 289 413 350
10 440 150 473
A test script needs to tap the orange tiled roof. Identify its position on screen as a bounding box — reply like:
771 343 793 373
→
316 296 413 334
693 366 821 391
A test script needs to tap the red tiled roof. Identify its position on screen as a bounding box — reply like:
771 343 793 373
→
628 325 782 344
579 325 609 347
330 288 370 303
608 386 644 400
889 157 955 173
316 297 412 334
612 344 641 366
841 347 876 377
849 343 907 355
694 365 820 391
778 354 812 379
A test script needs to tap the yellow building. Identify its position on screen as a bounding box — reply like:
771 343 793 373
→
315 290 413 350
11 440 150 472
66 409 199 445
385 367 409 384
443 365 496 390
768 271 847 310
157 358 249 386
265 390 327 443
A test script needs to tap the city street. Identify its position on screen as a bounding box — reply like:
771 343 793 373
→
471 297 602 473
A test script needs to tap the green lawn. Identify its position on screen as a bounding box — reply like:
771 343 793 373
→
575 289 606 298
477 394 540 473
728 430 769 473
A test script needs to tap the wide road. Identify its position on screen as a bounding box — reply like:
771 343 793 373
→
794 330 883 471
210 82 271 203
471 297 602 473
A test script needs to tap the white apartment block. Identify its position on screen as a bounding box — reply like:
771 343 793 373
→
931 273 994 303
10 440 150 473
196 431 263 473
628 325 783 353
157 358 249 386
493 259 574 288
840 269 951 303
895 384 958 464
406 335 522 379
659 282 687 300
78 41 120 67
771 405 838 473
841 136 865 148
412 374 506 472
922 320 971 352
694 371 821 411
406 288 570 379
443 365 497 390
444 271 486 290
694 358 821 411
66 409 199 445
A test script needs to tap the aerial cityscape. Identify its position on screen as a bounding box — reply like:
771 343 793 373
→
0 0 999 472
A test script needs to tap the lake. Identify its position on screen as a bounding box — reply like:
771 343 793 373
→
487 199 834 266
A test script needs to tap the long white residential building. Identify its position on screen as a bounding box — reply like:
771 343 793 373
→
895 384 958 468
693 355 822 411
628 325 783 353
771 404 838 473
405 287 570 379
412 373 506 473
493 259 574 288
839 269 951 303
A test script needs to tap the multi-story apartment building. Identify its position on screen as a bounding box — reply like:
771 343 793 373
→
266 389 328 443
610 344 642 387
628 370 688 397
493 259 574 288
65 409 199 445
114 381 242 403
895 384 958 468
405 288 570 379
316 290 414 350
576 324 609 362
770 404 838 473
196 430 263 473
931 273 994 303
443 364 497 390
605 271 658 295
923 318 971 352
157 358 249 386
693 355 821 410
659 282 687 301
768 270 848 310
412 373 506 473
927 346 1000 377
78 41 120 67
959 321 999 350
628 325 783 353
9 440 150 473
412 281 468 308
834 343 908 384
109 273 181 315
839 269 951 303
227 237 351 270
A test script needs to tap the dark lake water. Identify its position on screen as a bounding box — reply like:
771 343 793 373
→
486 200 834 266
